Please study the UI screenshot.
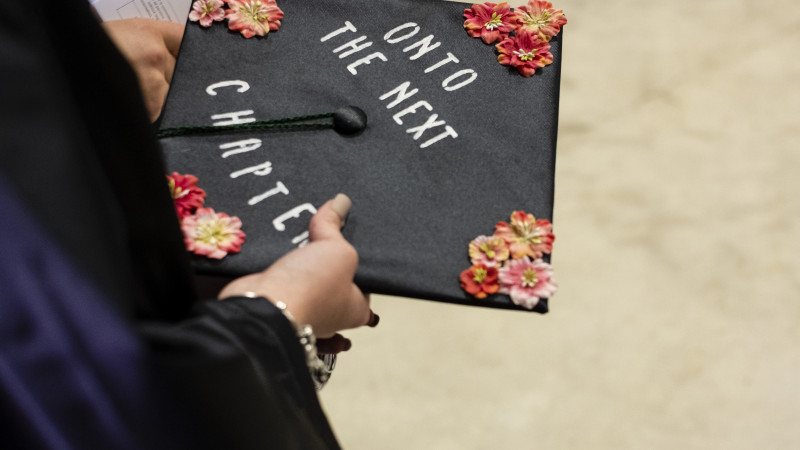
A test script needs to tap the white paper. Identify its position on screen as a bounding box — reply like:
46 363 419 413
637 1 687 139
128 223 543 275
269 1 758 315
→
91 0 191 24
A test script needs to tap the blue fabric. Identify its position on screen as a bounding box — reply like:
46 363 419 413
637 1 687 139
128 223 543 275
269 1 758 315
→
0 175 150 449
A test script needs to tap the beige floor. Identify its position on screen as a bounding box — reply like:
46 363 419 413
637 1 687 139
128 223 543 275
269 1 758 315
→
319 0 800 448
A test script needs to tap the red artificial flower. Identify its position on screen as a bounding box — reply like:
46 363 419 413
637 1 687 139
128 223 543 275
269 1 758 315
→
188 0 225 27
167 172 206 220
181 208 246 259
226 0 283 38
494 210 555 259
496 30 553 77
514 0 567 42
460 264 500 299
463 2 517 44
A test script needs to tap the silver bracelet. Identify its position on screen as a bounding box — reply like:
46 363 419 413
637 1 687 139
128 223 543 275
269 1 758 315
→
238 292 335 390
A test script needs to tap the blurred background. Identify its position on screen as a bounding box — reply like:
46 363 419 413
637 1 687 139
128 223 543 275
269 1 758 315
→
319 0 800 448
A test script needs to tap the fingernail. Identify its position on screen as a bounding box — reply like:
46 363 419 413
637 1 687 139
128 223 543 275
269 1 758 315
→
330 193 352 224
343 339 352 351
368 312 380 328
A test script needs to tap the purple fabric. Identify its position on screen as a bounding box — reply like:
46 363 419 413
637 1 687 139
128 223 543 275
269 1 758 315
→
0 175 150 449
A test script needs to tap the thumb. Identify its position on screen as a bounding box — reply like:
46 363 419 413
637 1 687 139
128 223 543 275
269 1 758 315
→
308 193 351 242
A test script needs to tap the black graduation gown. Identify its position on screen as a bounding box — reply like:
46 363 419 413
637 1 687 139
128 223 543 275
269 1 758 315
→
0 2 340 448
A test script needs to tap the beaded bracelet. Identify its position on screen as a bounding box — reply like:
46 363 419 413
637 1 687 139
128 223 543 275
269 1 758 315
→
238 292 335 390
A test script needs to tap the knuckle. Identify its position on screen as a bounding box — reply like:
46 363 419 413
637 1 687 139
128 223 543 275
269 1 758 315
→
340 242 358 264
143 47 167 66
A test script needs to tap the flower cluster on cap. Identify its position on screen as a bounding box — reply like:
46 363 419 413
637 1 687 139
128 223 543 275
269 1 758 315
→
460 211 557 309
189 0 283 39
166 172 246 259
463 1 567 77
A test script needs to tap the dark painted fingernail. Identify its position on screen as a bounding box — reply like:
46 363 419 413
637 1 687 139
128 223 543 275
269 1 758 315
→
343 339 352 351
368 312 380 327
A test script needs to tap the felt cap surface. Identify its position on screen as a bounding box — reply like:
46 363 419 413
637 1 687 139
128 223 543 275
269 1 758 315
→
159 0 563 312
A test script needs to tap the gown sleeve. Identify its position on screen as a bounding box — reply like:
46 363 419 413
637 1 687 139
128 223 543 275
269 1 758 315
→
139 296 341 449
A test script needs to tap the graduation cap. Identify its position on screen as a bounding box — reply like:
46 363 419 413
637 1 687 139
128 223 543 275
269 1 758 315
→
158 0 565 313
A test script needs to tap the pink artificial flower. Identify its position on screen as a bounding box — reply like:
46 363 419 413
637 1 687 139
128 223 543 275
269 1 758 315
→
182 208 246 259
468 235 510 267
188 0 225 27
514 0 567 42
460 264 500 299
463 2 517 44
166 172 206 220
498 257 557 309
226 0 284 38
494 210 554 259
496 29 553 77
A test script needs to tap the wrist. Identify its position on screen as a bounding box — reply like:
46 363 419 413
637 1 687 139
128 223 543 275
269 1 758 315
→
223 291 334 390
218 276 314 326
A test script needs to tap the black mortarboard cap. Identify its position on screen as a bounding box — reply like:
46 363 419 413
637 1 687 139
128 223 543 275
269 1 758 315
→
159 0 564 312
